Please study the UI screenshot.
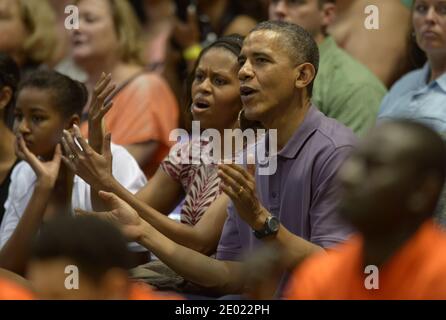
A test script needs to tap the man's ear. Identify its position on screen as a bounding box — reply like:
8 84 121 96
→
320 2 336 29
294 63 316 91
407 173 443 216
65 114 81 132
0 86 13 111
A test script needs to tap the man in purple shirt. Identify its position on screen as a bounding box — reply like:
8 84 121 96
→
217 105 356 263
216 21 356 270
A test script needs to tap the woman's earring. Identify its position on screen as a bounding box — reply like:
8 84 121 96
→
238 108 243 122
238 109 245 130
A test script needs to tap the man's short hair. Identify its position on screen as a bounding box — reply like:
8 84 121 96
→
250 20 320 96
391 120 446 184
31 216 134 284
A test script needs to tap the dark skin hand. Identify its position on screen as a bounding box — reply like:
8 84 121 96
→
218 163 269 230
218 163 324 270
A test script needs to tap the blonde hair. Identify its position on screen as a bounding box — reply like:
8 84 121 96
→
76 0 145 66
19 0 58 65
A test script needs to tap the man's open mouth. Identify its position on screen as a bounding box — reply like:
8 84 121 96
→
240 86 257 97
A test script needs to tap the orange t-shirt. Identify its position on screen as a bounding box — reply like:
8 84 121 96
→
81 73 179 177
0 278 35 300
128 282 183 300
285 220 446 300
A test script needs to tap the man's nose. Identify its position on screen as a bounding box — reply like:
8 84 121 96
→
238 60 254 82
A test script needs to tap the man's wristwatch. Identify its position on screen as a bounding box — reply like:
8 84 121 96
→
253 215 280 239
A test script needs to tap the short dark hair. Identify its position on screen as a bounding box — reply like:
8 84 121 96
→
380 120 446 218
31 216 134 284
0 53 20 128
396 121 446 184
250 20 320 96
18 70 88 118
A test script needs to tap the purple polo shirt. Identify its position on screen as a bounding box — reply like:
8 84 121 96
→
216 106 357 261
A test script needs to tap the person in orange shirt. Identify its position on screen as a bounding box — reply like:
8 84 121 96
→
72 0 179 177
285 120 446 300
0 268 35 300
27 215 181 300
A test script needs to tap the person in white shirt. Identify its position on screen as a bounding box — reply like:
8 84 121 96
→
0 70 147 275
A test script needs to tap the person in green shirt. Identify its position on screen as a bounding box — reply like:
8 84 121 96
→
269 0 387 136
401 0 414 8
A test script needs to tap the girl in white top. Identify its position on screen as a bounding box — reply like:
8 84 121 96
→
0 70 147 275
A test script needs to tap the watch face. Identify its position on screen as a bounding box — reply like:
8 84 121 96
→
268 216 280 233
253 216 280 239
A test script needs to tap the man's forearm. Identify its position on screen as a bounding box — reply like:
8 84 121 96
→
252 209 323 270
137 219 245 294
270 226 324 270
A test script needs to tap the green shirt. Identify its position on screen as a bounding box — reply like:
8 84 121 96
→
401 0 413 9
313 36 387 136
